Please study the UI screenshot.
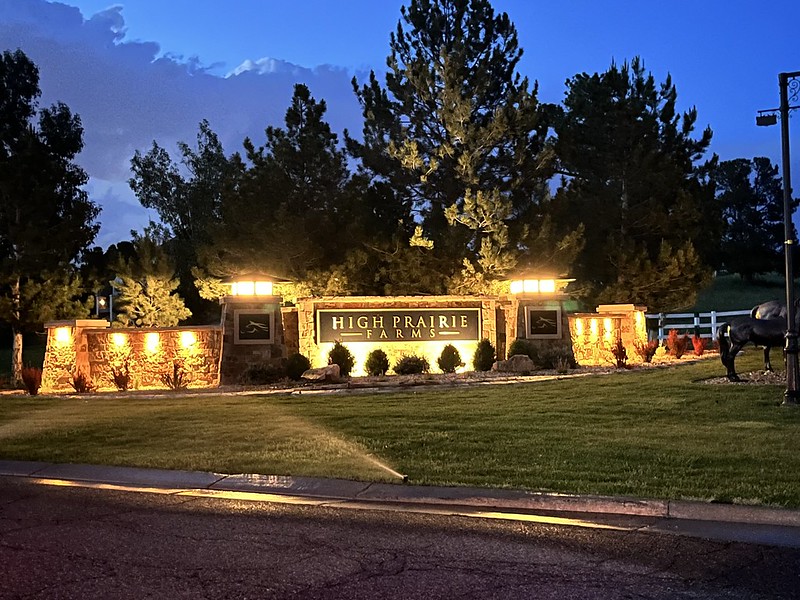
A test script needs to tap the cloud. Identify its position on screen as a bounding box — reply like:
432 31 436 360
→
0 0 365 246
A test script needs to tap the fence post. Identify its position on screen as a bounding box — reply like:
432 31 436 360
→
710 311 717 340
693 313 700 337
658 313 665 344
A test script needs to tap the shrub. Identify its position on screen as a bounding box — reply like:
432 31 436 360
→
286 353 311 381
365 349 390 376
611 337 628 369
473 338 496 372
241 363 286 385
161 361 189 390
328 341 355 378
633 339 659 363
20 365 42 396
437 344 463 373
394 355 430 375
507 338 536 361
553 356 570 374
111 361 131 391
71 370 95 393
535 346 574 370
667 329 689 359
692 334 705 356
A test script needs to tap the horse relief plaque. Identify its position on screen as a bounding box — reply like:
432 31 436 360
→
234 310 274 344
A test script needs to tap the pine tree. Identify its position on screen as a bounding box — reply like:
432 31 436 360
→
716 157 793 281
204 84 353 286
111 224 191 327
348 0 580 293
553 57 715 310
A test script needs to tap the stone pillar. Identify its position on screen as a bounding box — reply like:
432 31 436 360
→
511 297 575 364
219 296 286 385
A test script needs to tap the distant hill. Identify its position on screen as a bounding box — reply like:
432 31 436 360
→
692 272 790 313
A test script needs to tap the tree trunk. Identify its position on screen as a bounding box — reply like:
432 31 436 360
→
11 276 22 384
11 328 23 385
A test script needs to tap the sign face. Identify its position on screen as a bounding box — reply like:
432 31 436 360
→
316 308 481 343
234 310 274 344
525 306 562 339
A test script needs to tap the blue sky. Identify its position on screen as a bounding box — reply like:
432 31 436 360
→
2 0 799 247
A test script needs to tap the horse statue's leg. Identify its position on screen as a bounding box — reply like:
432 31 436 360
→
727 341 745 382
764 346 773 372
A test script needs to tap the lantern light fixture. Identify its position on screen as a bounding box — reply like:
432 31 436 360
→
223 273 290 297
509 277 574 296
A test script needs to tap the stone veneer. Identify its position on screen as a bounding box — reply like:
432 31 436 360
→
568 304 648 366
291 296 508 375
41 320 222 393
219 296 287 384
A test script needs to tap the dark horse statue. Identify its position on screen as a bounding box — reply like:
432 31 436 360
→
750 300 791 320
717 318 786 381
718 300 800 381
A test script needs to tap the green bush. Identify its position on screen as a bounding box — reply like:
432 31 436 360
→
535 346 575 370
286 353 311 380
365 349 390 376
507 339 537 361
328 341 355 377
437 344 463 373
472 338 496 372
394 355 430 375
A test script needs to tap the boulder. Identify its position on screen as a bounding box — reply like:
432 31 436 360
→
491 354 535 373
301 364 341 382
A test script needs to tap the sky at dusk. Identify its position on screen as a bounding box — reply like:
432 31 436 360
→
1 0 799 248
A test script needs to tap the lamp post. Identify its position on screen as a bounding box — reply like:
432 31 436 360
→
757 71 800 405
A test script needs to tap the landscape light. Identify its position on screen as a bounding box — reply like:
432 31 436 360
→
180 331 197 349
54 327 71 344
111 332 127 347
145 332 160 354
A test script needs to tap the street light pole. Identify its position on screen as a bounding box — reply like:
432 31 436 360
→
757 71 800 405
779 71 800 405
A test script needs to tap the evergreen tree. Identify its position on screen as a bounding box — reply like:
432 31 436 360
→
716 157 794 280
553 57 715 310
0 50 99 380
111 224 191 327
204 84 353 287
348 0 580 293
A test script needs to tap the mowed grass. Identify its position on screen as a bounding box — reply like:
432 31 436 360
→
2 350 800 507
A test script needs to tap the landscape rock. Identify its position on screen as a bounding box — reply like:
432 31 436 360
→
491 354 536 373
301 364 341 382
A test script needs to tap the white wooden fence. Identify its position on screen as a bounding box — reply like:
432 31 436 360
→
645 309 751 342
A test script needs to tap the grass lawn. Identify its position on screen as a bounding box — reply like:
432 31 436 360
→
2 350 800 507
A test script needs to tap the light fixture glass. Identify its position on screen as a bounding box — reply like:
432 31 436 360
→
54 327 71 344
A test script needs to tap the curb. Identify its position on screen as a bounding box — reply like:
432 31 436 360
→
2 460 800 528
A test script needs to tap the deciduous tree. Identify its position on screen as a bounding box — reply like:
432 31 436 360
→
0 49 99 380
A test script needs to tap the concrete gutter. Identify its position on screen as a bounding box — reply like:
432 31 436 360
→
3 459 800 528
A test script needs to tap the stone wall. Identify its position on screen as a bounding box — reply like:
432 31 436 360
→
568 304 648 366
41 320 222 393
295 296 506 375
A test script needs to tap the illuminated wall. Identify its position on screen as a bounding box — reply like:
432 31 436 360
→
41 320 222 392
568 304 648 366
294 296 506 376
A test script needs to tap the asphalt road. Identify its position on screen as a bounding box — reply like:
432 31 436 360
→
2 477 800 599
